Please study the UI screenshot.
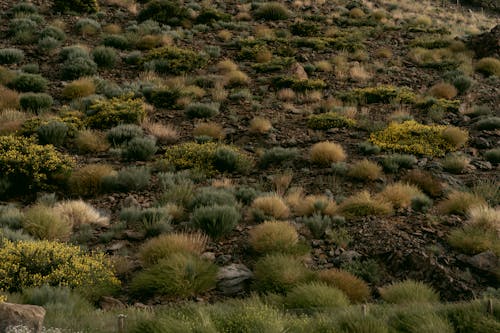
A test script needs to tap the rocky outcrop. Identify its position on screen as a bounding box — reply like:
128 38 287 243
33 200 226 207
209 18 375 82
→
0 302 46 333
217 264 253 295
465 24 500 58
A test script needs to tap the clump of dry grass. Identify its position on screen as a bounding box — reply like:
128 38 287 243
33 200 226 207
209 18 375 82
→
272 172 293 196
437 191 486 216
310 141 347 166
211 178 233 189
315 60 333 72
349 64 371 82
318 269 371 303
347 160 383 181
216 59 239 73
53 200 109 229
403 170 444 198
212 82 228 102
193 122 225 140
255 48 273 63
377 182 423 209
428 82 458 100
251 194 290 220
103 23 122 34
249 116 272 134
224 70 250 87
142 119 178 145
68 164 116 197
467 205 500 231
139 232 208 267
0 109 27 135
248 221 299 254
339 191 393 217
61 77 96 100
286 189 337 216
277 88 296 101
217 30 233 42
74 129 110 153
441 126 468 148
0 86 20 110
375 47 393 59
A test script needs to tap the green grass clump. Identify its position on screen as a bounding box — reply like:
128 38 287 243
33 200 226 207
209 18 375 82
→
272 76 326 92
138 0 190 26
381 154 417 173
19 93 53 113
484 148 500 164
253 2 290 21
86 94 146 129
106 124 143 147
0 48 25 64
91 46 119 68
370 120 466 156
22 204 72 241
475 117 500 130
190 187 237 209
61 56 97 80
8 73 48 92
130 253 217 298
290 21 321 36
52 0 99 13
340 85 416 104
37 120 68 146
190 204 240 239
259 147 299 168
253 254 313 294
248 221 300 255
185 102 220 119
475 57 500 77
380 280 440 304
143 46 207 75
103 166 151 192
307 112 356 130
389 309 454 333
284 282 350 310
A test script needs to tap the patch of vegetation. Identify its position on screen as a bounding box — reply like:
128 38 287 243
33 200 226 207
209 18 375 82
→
143 46 207 75
340 85 416 104
86 94 146 129
308 112 356 130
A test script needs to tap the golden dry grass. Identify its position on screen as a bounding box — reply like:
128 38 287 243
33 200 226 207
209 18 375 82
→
193 122 225 140
142 120 179 144
310 141 347 166
251 194 290 220
348 159 383 181
0 86 19 110
428 82 458 100
249 116 272 134
74 129 110 153
53 200 109 229
318 269 371 303
377 182 423 209
248 221 299 254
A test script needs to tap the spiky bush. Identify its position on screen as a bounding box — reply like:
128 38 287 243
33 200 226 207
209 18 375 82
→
248 221 299 255
284 282 350 310
251 195 290 221
253 2 290 21
437 191 486 216
378 182 423 209
389 310 454 333
190 204 240 239
19 93 53 113
185 102 220 119
102 166 151 192
379 280 440 304
318 269 371 303
0 48 24 64
130 253 217 298
22 204 72 241
190 187 237 209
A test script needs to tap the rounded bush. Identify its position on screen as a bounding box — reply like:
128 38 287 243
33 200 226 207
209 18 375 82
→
0 48 25 64
284 282 350 309
253 2 290 21
22 204 72 241
61 57 97 80
251 195 290 220
92 46 119 68
379 280 440 304
86 95 146 129
475 57 500 77
122 136 157 161
248 221 299 254
37 36 61 54
190 187 237 209
8 73 48 92
68 164 115 197
185 102 220 119
484 148 500 164
59 46 89 62
40 26 66 42
52 0 99 13
318 269 371 303
190 204 240 239
61 77 96 99
19 93 53 113
106 124 143 146
103 35 130 50
37 120 68 146
137 0 190 26
310 141 346 166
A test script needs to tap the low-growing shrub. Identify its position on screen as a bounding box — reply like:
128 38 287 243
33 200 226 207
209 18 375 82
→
303 214 332 238
52 0 99 13
484 148 500 164
53 200 109 230
290 21 321 37
0 239 118 301
251 195 290 221
378 182 423 209
428 82 458 99
288 193 337 217
0 205 23 229
339 191 393 217
441 154 470 174
68 164 115 196
103 35 130 50
253 2 290 21
310 141 347 166
59 46 89 62
139 232 208 267
403 170 444 198
86 94 146 129
130 253 217 298
19 93 53 113
92 46 119 68
61 77 96 99
61 56 97 80
0 86 20 110
120 206 172 237
475 117 500 131
370 120 466 156
340 85 416 104
137 0 190 26
75 18 101 36
37 120 68 146
381 154 417 173
253 254 313 294
259 147 299 168
307 112 356 130
193 122 224 140
22 204 72 241
0 48 25 64
389 310 454 333
347 159 383 181
38 37 61 54
103 166 151 192
8 73 48 92
40 26 66 42
249 221 299 255
0 136 73 191
190 204 240 239
284 282 350 310
190 187 237 209
318 269 371 303
122 136 157 161
437 191 486 216
106 124 143 147
185 102 220 119
475 57 500 77
379 279 440 304
143 46 207 75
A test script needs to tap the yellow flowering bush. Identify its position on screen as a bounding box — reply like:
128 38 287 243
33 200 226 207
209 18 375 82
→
164 142 252 175
307 112 356 130
0 240 120 300
370 120 466 156
0 135 74 189
86 94 146 129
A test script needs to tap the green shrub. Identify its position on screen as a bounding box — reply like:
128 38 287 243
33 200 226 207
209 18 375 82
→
370 121 466 156
475 57 500 77
52 0 99 13
185 102 220 119
92 46 119 68
59 46 89 62
272 76 326 92
259 147 299 168
22 204 72 241
40 26 66 42
86 94 146 129
381 154 417 173
0 240 119 301
335 312 390 333
249 221 300 255
213 146 252 173
452 75 473 95
19 93 53 113
103 166 151 192
144 46 207 75
138 0 190 26
339 191 393 217
143 85 183 109
8 73 48 92
37 121 68 146
190 187 237 209
0 48 24 64
475 117 500 130
253 254 313 293
484 148 500 164
61 57 97 80
9 2 38 15
380 280 440 304
37 37 61 54
448 226 500 256
106 124 143 146
284 282 350 310
190 204 240 239
411 194 433 212
103 35 130 50
0 136 73 191
0 205 23 229
444 301 500 333
303 214 332 238
290 21 321 36
307 112 356 130
75 18 101 35
437 191 486 216
253 2 290 21
340 85 416 104
130 253 217 298
389 310 454 333
235 186 260 205
122 136 157 161
120 206 171 237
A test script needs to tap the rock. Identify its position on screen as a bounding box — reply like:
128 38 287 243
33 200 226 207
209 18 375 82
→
201 251 216 261
471 159 493 170
0 302 46 333
107 241 126 252
463 251 500 280
334 250 362 265
465 24 500 58
122 195 140 208
216 254 232 265
100 296 126 311
289 62 308 80
217 264 253 295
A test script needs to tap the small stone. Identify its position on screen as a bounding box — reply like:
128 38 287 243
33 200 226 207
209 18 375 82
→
0 302 46 333
100 296 126 311
217 264 253 295
216 254 232 265
122 195 140 208
201 252 216 261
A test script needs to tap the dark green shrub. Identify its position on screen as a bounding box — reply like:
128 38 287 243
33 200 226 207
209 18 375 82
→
452 75 472 95
21 63 39 74
122 136 157 161
307 112 356 130
59 46 89 61
9 18 37 44
358 141 381 155
40 26 66 42
61 57 97 80
444 302 500 333
124 51 142 65
335 313 390 333
106 124 143 146
102 35 130 50
235 186 259 205
484 148 500 163
8 73 48 92
272 76 326 92
475 116 500 130
144 46 207 75
103 166 151 192
213 146 252 173
75 18 101 34
190 187 237 209
0 48 24 64
284 282 350 310
341 259 382 284
37 37 61 54
138 0 190 26
411 194 433 212
53 0 99 14
86 95 146 129
290 21 321 36
190 204 240 239
19 93 53 113
381 154 417 173
253 2 290 21
37 121 68 146
120 206 171 237
303 214 332 238
259 147 299 168
144 86 182 109
195 8 230 25
185 102 220 119
92 46 119 68
9 2 38 15
130 253 217 298
253 254 313 294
